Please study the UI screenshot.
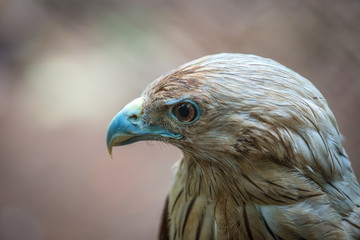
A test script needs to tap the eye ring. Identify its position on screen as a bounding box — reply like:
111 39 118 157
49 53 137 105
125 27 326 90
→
172 101 199 123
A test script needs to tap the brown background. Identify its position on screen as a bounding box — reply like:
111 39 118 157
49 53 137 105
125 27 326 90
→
0 0 359 239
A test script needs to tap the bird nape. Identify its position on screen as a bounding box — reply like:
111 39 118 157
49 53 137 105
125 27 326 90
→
106 53 360 240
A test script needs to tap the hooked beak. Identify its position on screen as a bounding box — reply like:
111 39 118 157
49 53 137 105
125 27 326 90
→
106 97 182 156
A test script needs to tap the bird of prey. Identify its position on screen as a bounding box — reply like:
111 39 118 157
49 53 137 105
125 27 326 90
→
106 53 360 240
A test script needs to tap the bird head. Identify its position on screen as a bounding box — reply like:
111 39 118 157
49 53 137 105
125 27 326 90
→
106 53 343 176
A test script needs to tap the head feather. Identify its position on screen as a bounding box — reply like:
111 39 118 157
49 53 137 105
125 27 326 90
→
141 53 349 181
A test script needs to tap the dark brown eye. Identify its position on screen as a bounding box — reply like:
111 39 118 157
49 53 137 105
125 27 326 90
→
172 102 198 123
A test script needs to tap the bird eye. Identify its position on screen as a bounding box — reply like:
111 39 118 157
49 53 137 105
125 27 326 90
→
172 101 198 123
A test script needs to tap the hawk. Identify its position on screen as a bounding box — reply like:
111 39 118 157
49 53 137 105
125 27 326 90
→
106 53 360 239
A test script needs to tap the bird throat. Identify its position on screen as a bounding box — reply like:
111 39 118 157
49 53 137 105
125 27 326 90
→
167 154 252 240
167 153 326 240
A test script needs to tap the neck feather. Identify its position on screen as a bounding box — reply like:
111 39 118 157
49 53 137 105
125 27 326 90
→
174 152 323 205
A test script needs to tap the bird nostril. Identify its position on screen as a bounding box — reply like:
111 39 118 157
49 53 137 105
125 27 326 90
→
128 114 138 121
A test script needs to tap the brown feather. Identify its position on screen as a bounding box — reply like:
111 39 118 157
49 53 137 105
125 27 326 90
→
159 195 170 240
120 53 360 239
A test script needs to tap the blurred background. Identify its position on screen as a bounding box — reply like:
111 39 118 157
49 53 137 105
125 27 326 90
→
0 0 359 239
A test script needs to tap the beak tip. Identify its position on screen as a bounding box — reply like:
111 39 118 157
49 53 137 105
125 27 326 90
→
106 134 114 157
106 129 115 158
108 147 112 158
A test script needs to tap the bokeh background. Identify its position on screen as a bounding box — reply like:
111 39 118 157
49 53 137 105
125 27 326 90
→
0 0 359 239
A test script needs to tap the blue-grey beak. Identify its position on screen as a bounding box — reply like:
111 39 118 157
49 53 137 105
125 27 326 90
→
106 97 182 156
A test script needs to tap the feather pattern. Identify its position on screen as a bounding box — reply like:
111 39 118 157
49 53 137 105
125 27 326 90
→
126 53 360 239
